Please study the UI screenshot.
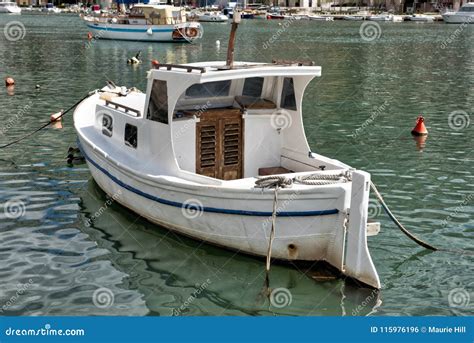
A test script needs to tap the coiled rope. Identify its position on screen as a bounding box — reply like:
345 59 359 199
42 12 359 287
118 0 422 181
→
255 170 439 252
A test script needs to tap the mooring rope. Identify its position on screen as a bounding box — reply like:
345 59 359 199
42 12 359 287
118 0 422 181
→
0 91 97 149
255 171 440 252
370 182 438 251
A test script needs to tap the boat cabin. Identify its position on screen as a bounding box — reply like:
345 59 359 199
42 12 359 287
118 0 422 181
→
94 62 347 185
128 5 186 25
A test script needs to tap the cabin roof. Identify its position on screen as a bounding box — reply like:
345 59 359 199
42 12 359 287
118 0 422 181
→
150 61 321 83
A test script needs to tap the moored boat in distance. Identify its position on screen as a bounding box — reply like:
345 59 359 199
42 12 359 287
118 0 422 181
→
307 15 334 21
405 14 434 22
0 0 21 14
343 15 365 20
198 11 228 22
42 3 61 13
442 2 474 23
82 4 203 42
368 14 393 21
73 57 382 289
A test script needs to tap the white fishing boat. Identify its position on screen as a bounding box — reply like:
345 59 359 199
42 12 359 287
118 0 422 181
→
198 11 228 22
0 0 21 14
82 4 203 42
442 2 474 24
73 16 381 289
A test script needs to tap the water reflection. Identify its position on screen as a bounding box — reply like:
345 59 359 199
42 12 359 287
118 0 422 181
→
80 181 381 316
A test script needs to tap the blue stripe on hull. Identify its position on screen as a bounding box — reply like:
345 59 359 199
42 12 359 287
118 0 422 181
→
80 144 339 217
87 24 174 33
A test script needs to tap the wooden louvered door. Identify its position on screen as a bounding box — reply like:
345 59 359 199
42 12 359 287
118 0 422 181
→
196 109 243 180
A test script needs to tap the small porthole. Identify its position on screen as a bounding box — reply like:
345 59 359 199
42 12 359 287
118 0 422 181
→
102 114 113 137
124 124 137 149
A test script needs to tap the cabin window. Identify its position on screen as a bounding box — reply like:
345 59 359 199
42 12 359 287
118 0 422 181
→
102 114 113 137
185 80 231 98
242 77 264 97
124 124 138 149
280 77 297 111
147 80 168 124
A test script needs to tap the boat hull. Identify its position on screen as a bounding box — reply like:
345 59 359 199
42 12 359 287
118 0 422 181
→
0 6 21 13
442 14 474 23
76 133 379 288
85 21 202 42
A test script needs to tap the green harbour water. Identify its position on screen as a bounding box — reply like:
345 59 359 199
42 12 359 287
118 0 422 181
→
0 14 473 316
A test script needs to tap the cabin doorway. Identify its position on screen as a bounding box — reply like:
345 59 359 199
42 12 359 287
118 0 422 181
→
196 108 243 180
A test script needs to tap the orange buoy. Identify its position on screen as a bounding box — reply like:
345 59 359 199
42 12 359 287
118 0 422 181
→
87 32 93 40
5 77 15 87
411 115 428 136
50 110 63 122
151 59 160 67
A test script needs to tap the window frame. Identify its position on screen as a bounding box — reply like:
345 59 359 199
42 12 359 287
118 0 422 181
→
102 113 113 137
184 80 232 99
147 80 169 124
280 77 297 111
124 123 138 149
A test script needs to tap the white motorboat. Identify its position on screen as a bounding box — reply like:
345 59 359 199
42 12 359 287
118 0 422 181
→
406 14 434 22
343 15 365 21
73 56 381 289
198 12 228 22
82 5 203 42
442 2 474 24
306 15 334 21
0 0 21 14
368 14 393 21
42 3 61 14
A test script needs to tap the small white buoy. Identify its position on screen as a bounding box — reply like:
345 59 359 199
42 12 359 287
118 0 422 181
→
147 28 153 36
50 110 63 122
216 40 220 46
